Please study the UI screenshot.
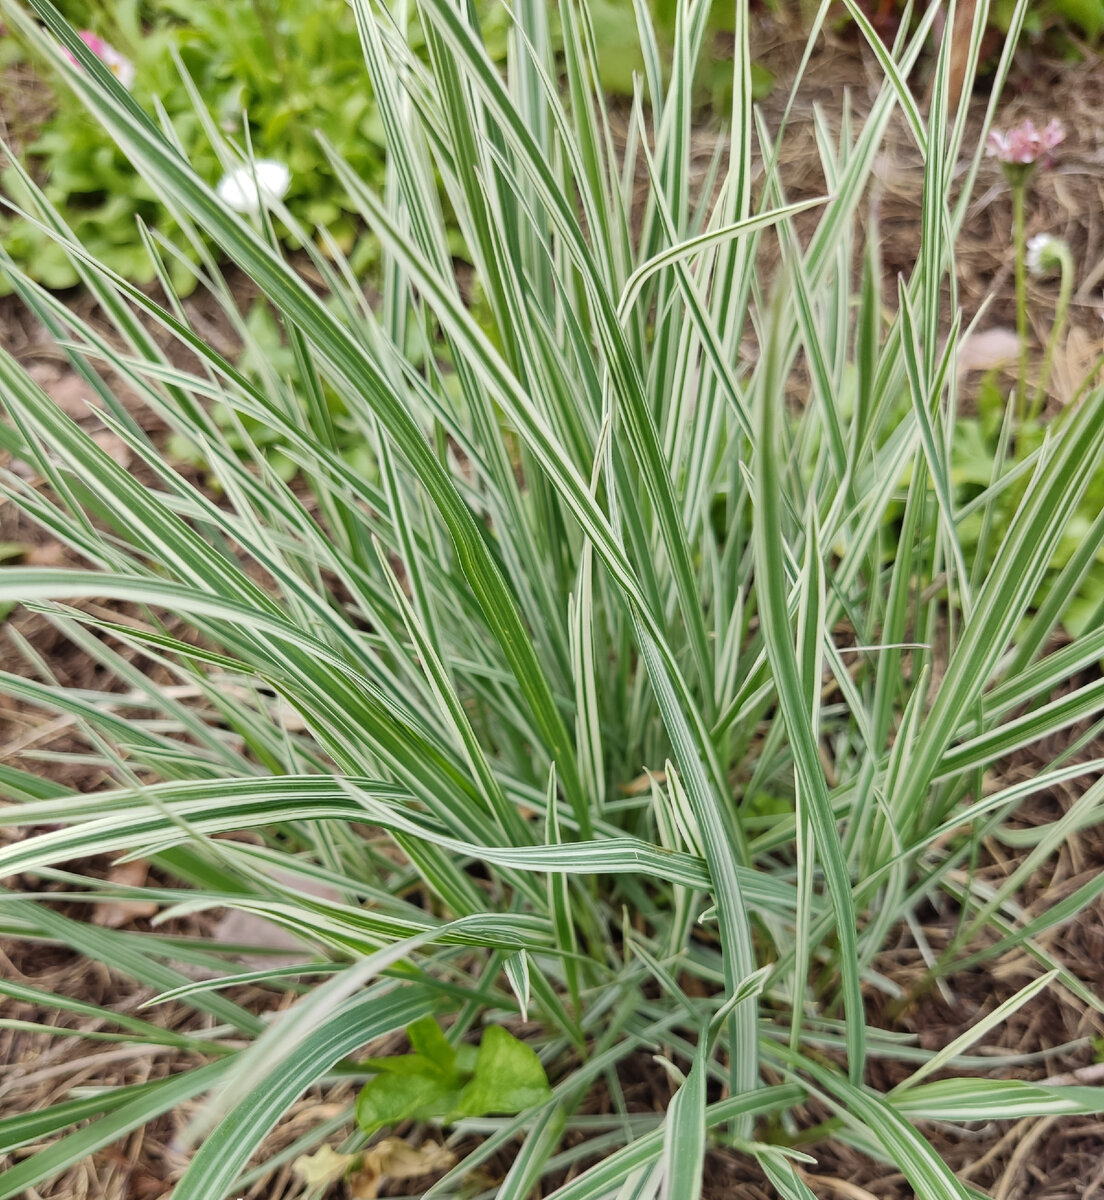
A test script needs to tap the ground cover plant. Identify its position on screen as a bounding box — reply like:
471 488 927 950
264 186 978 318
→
0 0 406 289
0 0 753 293
855 0 1104 42
2 0 1104 1197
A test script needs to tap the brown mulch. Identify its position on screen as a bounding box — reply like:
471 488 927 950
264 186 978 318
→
3 942 214 1200
3 16 1104 1200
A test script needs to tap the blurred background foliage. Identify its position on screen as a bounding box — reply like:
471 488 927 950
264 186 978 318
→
3 0 1101 293
0 0 760 291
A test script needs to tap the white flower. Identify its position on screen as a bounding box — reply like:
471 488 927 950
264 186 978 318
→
1026 234 1051 275
215 160 291 216
1026 233 1066 277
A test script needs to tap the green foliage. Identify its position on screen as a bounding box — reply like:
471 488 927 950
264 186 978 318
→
166 301 329 483
1 0 770 294
953 376 1104 639
1 0 388 290
356 1018 553 1134
845 0 1104 42
994 0 1104 40
1 0 1095 299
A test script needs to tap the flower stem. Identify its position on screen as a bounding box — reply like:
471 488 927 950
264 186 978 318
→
1012 182 1029 423
1030 249 1074 422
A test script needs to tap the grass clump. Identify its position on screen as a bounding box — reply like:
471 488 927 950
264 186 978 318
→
2 0 1104 1197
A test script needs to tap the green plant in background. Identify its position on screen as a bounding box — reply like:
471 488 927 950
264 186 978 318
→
950 126 1104 645
1024 230 1075 414
953 362 1104 643
1 0 1099 297
985 117 1065 420
869 0 1104 43
4 3 1104 1200
1 0 399 289
1 0 765 295
994 0 1104 39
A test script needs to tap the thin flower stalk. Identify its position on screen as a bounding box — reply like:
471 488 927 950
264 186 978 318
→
1026 233 1074 420
987 118 1065 422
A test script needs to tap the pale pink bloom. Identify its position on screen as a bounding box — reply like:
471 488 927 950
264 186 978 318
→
64 30 136 90
986 119 1064 167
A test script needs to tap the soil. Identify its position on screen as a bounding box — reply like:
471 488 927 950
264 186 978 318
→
2 14 1104 1200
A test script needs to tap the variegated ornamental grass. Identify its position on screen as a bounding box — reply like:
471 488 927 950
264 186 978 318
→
2 0 1104 1196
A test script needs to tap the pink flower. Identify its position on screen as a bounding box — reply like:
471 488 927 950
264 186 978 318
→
986 119 1064 168
63 30 136 90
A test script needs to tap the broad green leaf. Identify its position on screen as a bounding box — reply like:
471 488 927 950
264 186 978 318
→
408 1015 459 1074
357 1071 463 1134
457 1024 553 1117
